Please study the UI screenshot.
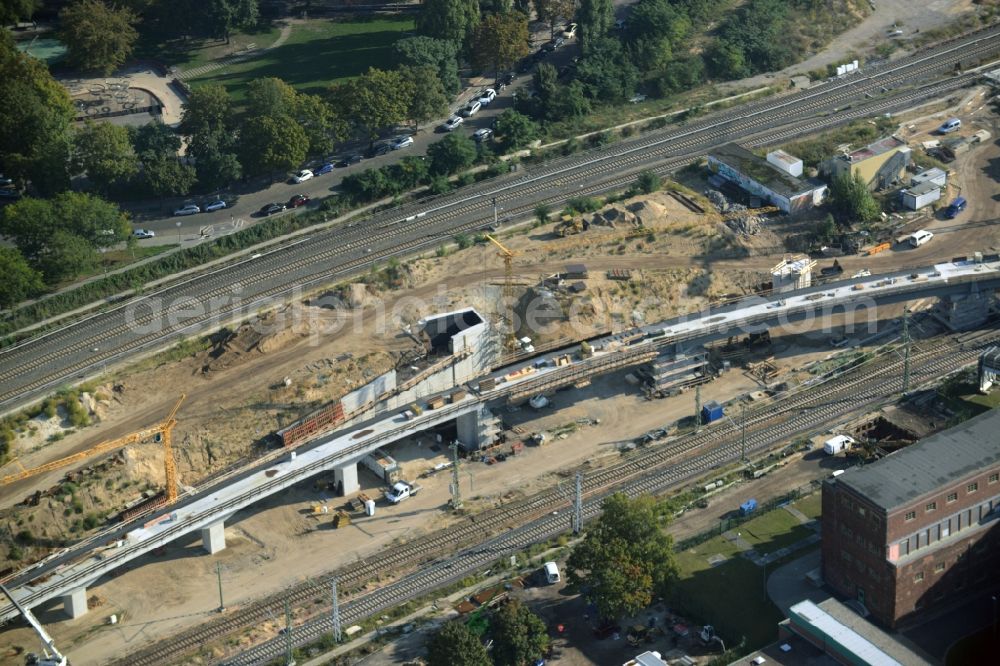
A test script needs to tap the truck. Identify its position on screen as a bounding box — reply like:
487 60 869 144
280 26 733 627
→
385 481 422 504
823 434 855 455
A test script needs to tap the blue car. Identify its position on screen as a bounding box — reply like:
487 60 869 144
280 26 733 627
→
314 162 334 176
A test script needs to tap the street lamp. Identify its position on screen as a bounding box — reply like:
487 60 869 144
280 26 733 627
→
176 220 182 245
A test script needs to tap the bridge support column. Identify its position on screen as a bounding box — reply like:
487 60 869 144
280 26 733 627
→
456 405 500 450
63 586 88 619
201 521 226 555
942 288 993 330
333 462 359 496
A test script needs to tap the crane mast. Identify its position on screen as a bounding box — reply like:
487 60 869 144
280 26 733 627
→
1 583 67 666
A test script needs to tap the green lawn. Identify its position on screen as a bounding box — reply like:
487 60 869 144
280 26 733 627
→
186 17 416 101
136 24 283 71
739 508 815 555
792 493 822 520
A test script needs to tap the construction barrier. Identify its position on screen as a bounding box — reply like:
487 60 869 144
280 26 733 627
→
867 242 891 256
278 400 346 448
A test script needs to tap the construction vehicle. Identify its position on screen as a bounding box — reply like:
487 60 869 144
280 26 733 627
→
556 213 589 236
2 395 185 504
485 234 519 354
1 583 68 666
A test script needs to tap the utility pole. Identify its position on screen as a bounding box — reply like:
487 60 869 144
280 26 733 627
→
902 308 911 394
284 599 296 666
741 402 748 463
215 562 225 613
694 384 702 433
450 442 463 510
572 472 583 535
331 578 342 644
492 197 498 227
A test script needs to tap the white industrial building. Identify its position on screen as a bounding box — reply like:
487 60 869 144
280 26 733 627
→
707 143 827 213
900 181 941 210
909 167 947 188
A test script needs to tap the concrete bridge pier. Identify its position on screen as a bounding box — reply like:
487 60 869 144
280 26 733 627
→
941 284 994 330
63 586 88 618
201 520 227 555
456 404 500 450
333 462 359 496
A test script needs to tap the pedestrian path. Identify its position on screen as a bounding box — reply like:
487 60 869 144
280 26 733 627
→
177 20 294 79
783 505 812 525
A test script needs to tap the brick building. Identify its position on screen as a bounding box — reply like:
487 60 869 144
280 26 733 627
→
821 408 1000 628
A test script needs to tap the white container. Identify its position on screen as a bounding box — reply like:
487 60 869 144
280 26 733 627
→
364 499 376 516
766 150 803 177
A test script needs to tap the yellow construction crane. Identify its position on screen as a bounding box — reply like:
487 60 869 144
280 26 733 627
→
2 395 186 503
484 234 519 354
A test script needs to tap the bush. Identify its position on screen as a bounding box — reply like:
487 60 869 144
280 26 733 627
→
635 170 662 194
535 204 551 224
15 529 34 545
566 196 601 214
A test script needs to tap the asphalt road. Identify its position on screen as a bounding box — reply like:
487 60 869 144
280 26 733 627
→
1 24 998 414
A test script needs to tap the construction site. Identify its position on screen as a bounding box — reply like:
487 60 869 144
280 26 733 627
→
2 74 1000 666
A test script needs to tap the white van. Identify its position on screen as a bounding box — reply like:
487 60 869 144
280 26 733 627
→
824 435 855 455
908 230 934 248
938 118 961 134
543 561 560 584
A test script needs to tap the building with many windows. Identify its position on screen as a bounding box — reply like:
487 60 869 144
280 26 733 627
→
821 408 1000 628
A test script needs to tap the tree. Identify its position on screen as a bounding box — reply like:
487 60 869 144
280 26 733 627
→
829 171 881 223
295 92 347 158
330 68 412 148
0 247 43 308
386 156 430 191
416 0 480 44
190 132 242 191
574 37 638 102
0 0 38 24
566 493 679 620
180 84 242 190
238 115 308 178
73 121 139 193
139 151 196 198
534 0 575 38
59 0 140 75
427 133 477 175
246 77 298 118
531 62 559 120
394 36 461 94
469 12 529 81
0 31 74 194
426 620 491 666
634 170 661 194
575 0 613 51
490 599 550 666
204 0 258 43
553 80 590 119
494 109 537 150
179 84 236 138
402 65 449 131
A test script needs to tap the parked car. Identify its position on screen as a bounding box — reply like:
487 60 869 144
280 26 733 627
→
288 194 310 208
473 128 494 143
390 135 414 150
0 187 20 199
542 41 557 53
314 162 335 176
259 202 286 216
132 228 155 239
937 118 961 134
478 88 496 106
562 23 577 38
292 169 314 183
203 199 227 212
368 143 393 157
173 204 201 216
461 101 482 117
499 72 515 87
441 115 464 132
336 154 363 167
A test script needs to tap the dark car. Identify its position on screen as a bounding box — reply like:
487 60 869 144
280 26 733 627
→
259 202 286 217
288 194 310 208
367 143 392 157
499 72 515 86
335 154 363 168
314 162 334 176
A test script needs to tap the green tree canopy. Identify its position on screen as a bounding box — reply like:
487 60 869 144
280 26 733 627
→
180 84 236 138
402 65 449 131
180 84 241 189
426 620 491 666
131 123 195 198
534 0 575 38
469 12 530 80
576 0 613 51
204 0 258 42
566 493 679 620
0 0 38 24
393 36 461 94
0 31 73 195
494 109 538 150
490 599 550 666
238 114 308 177
829 171 881 223
73 121 139 193
59 0 140 75
0 246 44 309
330 68 413 147
416 0 480 44
427 133 477 175
574 37 639 102
190 132 242 190
245 77 299 118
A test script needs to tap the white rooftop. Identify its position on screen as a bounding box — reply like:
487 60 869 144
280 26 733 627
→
789 601 901 666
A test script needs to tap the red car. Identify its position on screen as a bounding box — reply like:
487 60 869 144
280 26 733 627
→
288 194 310 208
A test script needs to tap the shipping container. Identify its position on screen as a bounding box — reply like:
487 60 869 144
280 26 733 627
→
701 400 723 424
362 448 401 484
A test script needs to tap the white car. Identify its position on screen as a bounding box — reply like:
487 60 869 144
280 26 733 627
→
478 88 496 106
293 169 314 183
133 229 155 239
441 116 464 132
173 204 201 216
473 128 494 143
461 101 482 117
203 200 227 212
563 22 578 39
390 135 414 150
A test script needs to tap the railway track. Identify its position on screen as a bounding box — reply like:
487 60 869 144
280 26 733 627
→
2 24 998 410
113 326 997 665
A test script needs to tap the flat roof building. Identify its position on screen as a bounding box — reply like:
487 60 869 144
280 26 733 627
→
821 408 1000 628
707 143 826 213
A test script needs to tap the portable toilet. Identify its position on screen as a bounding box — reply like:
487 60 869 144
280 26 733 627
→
364 498 376 516
701 400 724 424
740 499 758 516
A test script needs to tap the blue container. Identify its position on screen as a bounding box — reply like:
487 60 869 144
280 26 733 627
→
740 499 758 516
701 400 723 424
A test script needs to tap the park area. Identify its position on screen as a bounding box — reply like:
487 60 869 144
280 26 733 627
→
183 17 415 101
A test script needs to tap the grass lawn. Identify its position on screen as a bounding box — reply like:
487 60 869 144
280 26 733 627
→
792 493 822 521
186 17 415 101
738 507 815 556
136 24 283 71
51 245 176 291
